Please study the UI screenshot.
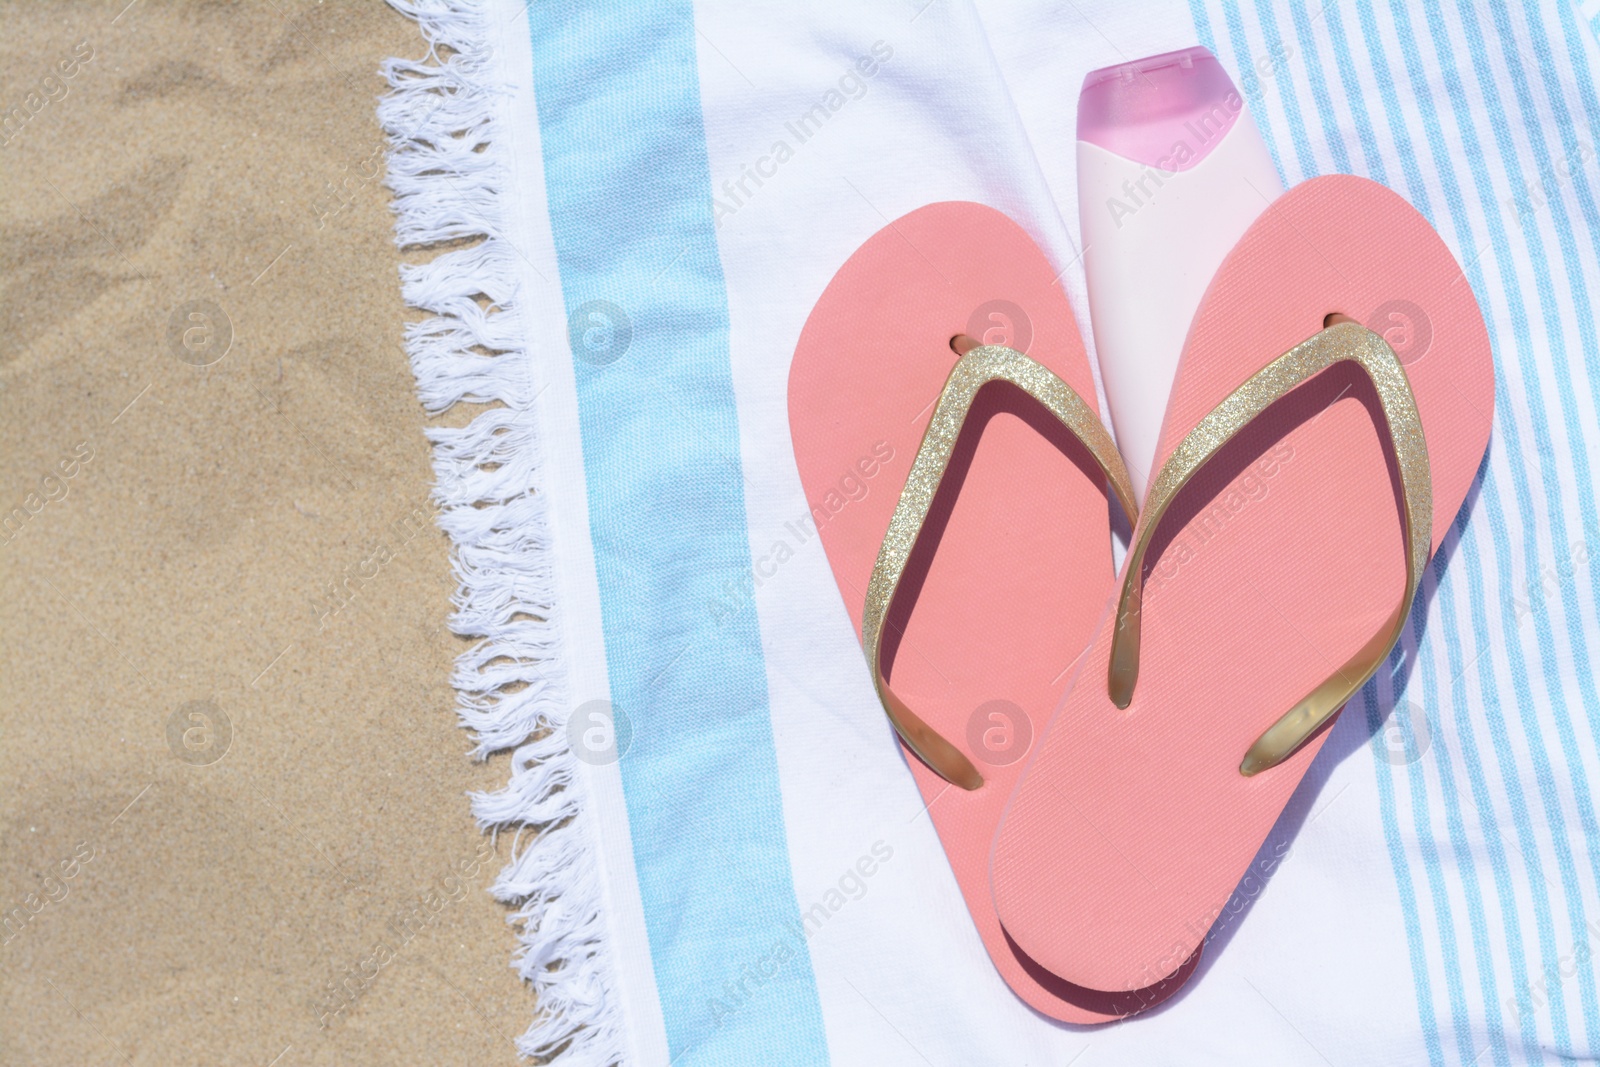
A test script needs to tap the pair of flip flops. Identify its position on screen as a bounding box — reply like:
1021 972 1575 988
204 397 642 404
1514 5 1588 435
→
787 176 1495 1020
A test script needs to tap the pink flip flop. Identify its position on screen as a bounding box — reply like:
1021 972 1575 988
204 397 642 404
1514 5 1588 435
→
990 174 1495 993
789 201 1197 1020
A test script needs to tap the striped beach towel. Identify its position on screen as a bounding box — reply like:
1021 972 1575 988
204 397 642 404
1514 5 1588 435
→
380 1 1600 1062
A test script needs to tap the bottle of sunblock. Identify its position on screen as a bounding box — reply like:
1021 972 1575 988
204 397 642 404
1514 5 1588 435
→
1077 46 1285 503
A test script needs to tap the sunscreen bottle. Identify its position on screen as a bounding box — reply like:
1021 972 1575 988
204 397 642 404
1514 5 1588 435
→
1078 46 1285 503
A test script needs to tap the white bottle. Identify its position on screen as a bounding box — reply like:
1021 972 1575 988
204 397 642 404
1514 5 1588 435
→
1077 47 1285 504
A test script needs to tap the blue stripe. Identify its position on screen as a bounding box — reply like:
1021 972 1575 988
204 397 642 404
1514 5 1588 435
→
1244 0 1320 179
1382 0 1593 1049
1366 0 1585 1052
1188 0 1221 70
1215 2 1291 188
1340 5 1563 1058
1403 0 1600 1048
1433 0 1600 1046
1578 0 1600 43
1555 0 1600 287
1364 685 1450 1067
1434 507 1538 1067
1552 0 1600 636
1466 0 1600 1046
1476 475 1578 1052
1392 620 1481 1066
1318 4 1391 184
1460 474 1558 1065
1552 18 1600 825
1283 2 1353 175
1504 3 1600 666
1413 562 1516 1067
522 4 829 1063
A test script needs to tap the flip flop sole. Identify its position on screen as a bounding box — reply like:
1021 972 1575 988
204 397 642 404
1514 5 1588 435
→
789 201 1191 1019
990 174 1494 992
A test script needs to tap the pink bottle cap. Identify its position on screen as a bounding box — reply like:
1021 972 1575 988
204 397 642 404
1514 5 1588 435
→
1077 46 1244 172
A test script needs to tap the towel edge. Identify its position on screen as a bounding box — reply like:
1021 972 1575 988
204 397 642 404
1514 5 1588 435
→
379 2 626 1062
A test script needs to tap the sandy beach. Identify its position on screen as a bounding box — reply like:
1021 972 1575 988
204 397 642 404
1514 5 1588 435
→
0 3 536 1063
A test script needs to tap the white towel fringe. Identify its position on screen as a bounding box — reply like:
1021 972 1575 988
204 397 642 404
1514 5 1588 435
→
380 3 625 1063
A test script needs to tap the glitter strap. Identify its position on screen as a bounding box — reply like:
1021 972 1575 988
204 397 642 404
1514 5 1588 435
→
1106 321 1433 775
862 344 1139 790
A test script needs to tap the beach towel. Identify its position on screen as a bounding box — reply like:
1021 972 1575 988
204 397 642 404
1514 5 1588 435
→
380 1 1600 1062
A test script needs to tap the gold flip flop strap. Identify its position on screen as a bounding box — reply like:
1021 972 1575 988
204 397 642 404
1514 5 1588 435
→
1107 321 1433 776
863 344 1139 791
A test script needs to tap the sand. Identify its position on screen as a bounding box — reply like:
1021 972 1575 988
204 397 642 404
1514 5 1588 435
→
0 3 538 1063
